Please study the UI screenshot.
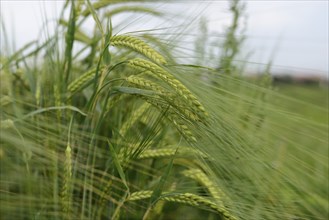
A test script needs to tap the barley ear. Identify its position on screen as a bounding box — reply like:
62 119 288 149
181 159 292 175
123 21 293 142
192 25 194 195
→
127 190 153 201
0 119 15 129
106 94 125 112
127 190 236 219
127 58 207 117
137 147 207 160
126 75 202 121
137 148 177 159
61 143 72 219
182 169 238 220
35 77 41 106
137 95 197 142
111 35 166 64
119 102 151 136
164 193 237 220
67 68 98 93
0 95 12 106
126 75 168 96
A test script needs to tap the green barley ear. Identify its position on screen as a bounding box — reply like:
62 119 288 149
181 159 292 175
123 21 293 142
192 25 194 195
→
126 75 204 122
127 58 207 117
61 118 74 219
61 142 72 219
126 75 168 95
35 77 41 106
171 118 197 143
182 169 225 201
163 193 237 220
0 95 12 106
137 148 177 159
106 94 124 112
0 119 15 129
182 169 237 220
119 102 151 136
135 95 198 142
137 147 207 160
67 67 105 94
127 190 236 219
127 190 153 201
110 35 167 64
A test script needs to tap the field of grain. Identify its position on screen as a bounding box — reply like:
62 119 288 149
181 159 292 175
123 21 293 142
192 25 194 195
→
0 1 328 219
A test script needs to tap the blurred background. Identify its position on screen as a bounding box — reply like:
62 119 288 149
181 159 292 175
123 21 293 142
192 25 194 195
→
1 0 328 81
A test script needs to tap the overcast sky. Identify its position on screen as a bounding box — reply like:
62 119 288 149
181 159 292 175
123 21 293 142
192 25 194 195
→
1 0 328 78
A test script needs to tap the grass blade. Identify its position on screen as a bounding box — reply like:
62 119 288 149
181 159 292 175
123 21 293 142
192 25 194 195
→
107 139 129 193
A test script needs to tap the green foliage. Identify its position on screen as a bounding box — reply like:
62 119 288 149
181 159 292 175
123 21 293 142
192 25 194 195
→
219 0 246 76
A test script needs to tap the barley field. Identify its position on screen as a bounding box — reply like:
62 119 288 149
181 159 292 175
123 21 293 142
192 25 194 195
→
0 1 328 220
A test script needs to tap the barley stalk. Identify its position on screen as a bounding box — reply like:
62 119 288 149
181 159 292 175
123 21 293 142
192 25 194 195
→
54 85 61 106
59 19 92 44
97 178 113 218
54 85 62 119
111 35 166 64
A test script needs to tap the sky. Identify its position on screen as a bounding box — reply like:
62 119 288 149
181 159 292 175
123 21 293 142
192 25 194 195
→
1 0 328 78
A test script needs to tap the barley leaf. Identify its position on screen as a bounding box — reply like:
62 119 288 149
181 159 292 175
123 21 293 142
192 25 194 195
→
19 106 86 121
107 140 129 193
